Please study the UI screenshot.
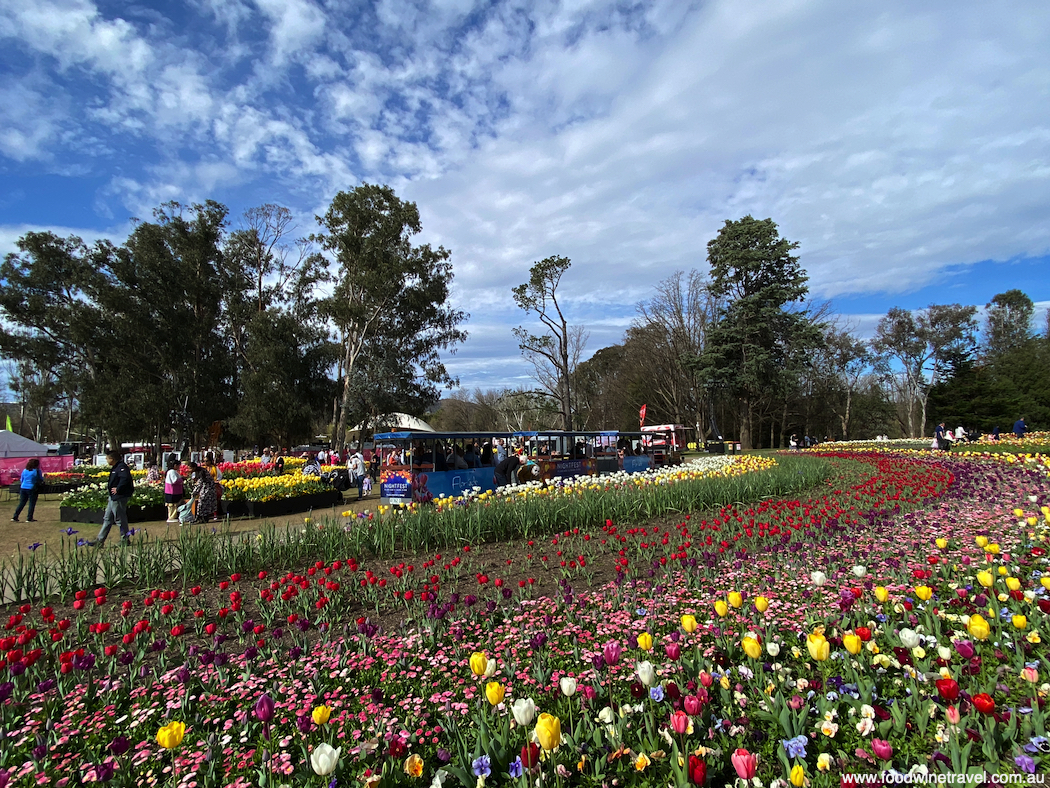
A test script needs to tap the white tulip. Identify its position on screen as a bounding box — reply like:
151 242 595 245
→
937 646 952 661
636 660 656 687
511 697 536 726
899 628 921 649
484 658 497 678
852 565 868 578
311 743 341 776
767 642 781 657
598 706 615 724
810 571 827 587
559 676 577 697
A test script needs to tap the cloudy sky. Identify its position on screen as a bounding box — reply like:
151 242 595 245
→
2 0 1048 391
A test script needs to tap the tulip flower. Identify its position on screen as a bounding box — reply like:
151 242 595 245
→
1012 615 1027 630
914 586 932 601
664 642 681 661
311 743 341 776
874 586 889 602
602 640 622 666
484 658 497 678
681 614 698 633
852 564 868 577
535 713 561 750
404 754 424 778
972 693 995 715
767 642 780 657
753 596 769 613
935 538 947 549
790 763 806 786
636 632 653 651
954 639 975 659
810 571 827 586
559 677 577 696
731 748 758 779
521 742 540 769
976 571 994 588
741 636 762 660
1005 577 1021 592
713 600 728 617
312 705 332 725
684 694 702 715
843 633 862 655
975 536 988 547
1042 577 1050 591
698 671 714 688
872 739 893 760
670 709 691 734
687 755 706 786
254 693 275 724
486 681 505 706
967 614 991 640
855 626 872 641
899 628 921 649
1022 666 1039 683
636 660 656 687
935 678 959 702
469 651 488 677
512 697 536 726
156 721 185 750
727 591 743 608
946 705 960 724
806 632 829 661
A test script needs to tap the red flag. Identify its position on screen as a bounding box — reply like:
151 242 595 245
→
639 404 647 429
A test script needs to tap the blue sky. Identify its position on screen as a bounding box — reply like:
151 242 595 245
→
2 0 1048 393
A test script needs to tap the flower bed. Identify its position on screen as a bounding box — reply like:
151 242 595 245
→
1 453 1047 785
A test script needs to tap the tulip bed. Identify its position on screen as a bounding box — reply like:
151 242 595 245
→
0 451 1048 787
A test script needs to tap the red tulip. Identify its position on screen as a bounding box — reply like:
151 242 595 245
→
972 693 995 715
688 755 707 785
935 678 959 702
521 742 540 769
855 626 871 642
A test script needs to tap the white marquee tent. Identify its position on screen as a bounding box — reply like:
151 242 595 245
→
0 431 50 459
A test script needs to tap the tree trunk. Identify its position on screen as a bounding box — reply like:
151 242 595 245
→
738 398 751 450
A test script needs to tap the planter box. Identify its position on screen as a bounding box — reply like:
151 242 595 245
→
60 504 168 525
9 482 85 496
59 490 343 524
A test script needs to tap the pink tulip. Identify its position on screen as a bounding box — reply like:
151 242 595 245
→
946 706 960 724
698 671 713 688
664 643 681 661
683 695 702 716
582 685 597 701
670 710 691 734
602 640 622 667
872 739 893 760
731 748 758 779
954 640 974 659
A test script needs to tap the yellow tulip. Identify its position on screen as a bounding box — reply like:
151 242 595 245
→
1012 615 1027 630
741 636 762 660
469 651 488 677
681 614 698 633
714 600 728 618
806 632 830 661
535 713 561 750
843 633 862 655
637 632 653 651
998 566 1009 576
976 571 994 588
1005 577 1021 592
486 681 505 706
1043 577 1050 591
727 591 743 609
984 543 1000 555
754 596 769 613
914 586 932 601
967 613 991 640
975 536 989 547
874 587 889 603
790 763 806 787
1028 516 1038 527
1012 508 1024 518
935 538 947 549
312 705 332 725
157 721 186 750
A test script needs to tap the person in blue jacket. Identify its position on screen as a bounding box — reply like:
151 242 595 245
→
1014 416 1028 439
11 458 44 522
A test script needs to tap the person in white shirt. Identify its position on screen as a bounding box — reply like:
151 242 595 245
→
349 449 366 500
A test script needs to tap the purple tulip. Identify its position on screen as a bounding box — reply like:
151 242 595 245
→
954 640 975 659
254 693 275 723
176 666 191 685
108 736 130 756
96 761 116 782
0 769 10 788
602 640 622 666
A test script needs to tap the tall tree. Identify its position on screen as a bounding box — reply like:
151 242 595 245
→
809 325 872 440
692 216 817 450
871 304 978 437
983 289 1034 359
512 255 586 431
315 184 467 447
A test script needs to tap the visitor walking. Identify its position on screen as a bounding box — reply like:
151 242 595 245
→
192 465 217 523
1014 416 1028 439
349 448 366 500
11 458 43 522
90 451 134 547
164 460 184 523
